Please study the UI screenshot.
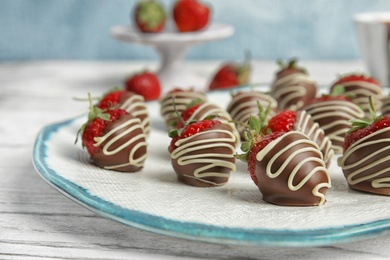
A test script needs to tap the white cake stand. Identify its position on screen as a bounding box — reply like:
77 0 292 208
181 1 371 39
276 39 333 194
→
110 23 234 92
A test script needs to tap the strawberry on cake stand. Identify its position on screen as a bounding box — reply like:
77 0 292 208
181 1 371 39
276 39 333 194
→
110 23 234 92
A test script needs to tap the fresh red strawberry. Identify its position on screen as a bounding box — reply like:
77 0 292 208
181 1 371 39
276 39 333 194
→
96 89 126 110
125 70 161 101
175 99 204 129
267 110 296 133
173 0 210 32
169 118 221 153
246 131 285 185
344 97 390 152
208 54 251 90
266 108 334 168
134 0 166 33
332 73 380 86
76 93 129 156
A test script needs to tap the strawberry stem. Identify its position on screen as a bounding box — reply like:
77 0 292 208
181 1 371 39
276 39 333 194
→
75 93 110 145
235 101 272 162
172 96 186 128
348 96 382 133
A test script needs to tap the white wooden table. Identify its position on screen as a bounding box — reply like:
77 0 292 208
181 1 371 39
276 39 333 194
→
1 60 390 260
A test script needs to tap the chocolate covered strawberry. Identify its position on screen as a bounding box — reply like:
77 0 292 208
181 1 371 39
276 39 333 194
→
381 95 390 116
302 88 365 154
270 58 317 110
338 97 390 195
208 54 251 90
159 88 207 129
169 117 236 187
76 93 147 172
173 0 210 32
267 109 334 168
97 89 150 136
134 0 166 33
330 73 383 117
125 70 161 101
174 99 203 129
226 90 278 139
172 100 239 145
236 111 331 206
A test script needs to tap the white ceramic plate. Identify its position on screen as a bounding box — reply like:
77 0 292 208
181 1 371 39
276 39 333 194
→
110 23 234 44
33 90 390 247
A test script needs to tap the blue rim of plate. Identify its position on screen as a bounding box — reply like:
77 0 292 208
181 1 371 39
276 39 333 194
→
32 116 390 247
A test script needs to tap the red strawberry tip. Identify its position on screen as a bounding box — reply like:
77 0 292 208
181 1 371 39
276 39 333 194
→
333 72 380 86
75 93 111 145
168 118 221 152
344 96 385 151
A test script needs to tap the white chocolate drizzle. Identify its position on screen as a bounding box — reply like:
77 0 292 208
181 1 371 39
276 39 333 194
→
295 110 334 166
303 100 365 154
335 81 383 116
171 129 237 185
338 127 390 189
185 102 239 145
159 91 207 128
227 91 277 135
381 96 390 116
271 73 315 110
256 131 331 205
93 118 147 170
120 95 150 136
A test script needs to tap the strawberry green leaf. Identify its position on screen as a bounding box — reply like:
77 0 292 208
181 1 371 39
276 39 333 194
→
240 141 252 153
169 129 179 138
75 92 111 145
187 98 204 109
204 114 219 120
276 59 285 68
234 153 248 163
97 112 110 121
243 129 252 142
348 96 383 134
331 85 345 96
248 115 261 134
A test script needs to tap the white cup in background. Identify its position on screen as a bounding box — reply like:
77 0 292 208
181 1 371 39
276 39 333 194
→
354 12 390 87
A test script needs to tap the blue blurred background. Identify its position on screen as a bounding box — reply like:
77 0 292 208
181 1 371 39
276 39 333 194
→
1 0 390 61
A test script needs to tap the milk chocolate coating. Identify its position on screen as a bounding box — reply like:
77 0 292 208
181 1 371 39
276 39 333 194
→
92 114 147 172
381 95 390 116
119 91 150 137
330 81 383 117
226 91 278 140
271 69 317 110
302 99 365 154
294 110 334 168
159 90 207 129
255 131 330 206
338 127 390 195
179 101 240 146
171 123 236 187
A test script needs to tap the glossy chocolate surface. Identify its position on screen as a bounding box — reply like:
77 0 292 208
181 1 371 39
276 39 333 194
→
92 114 147 172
